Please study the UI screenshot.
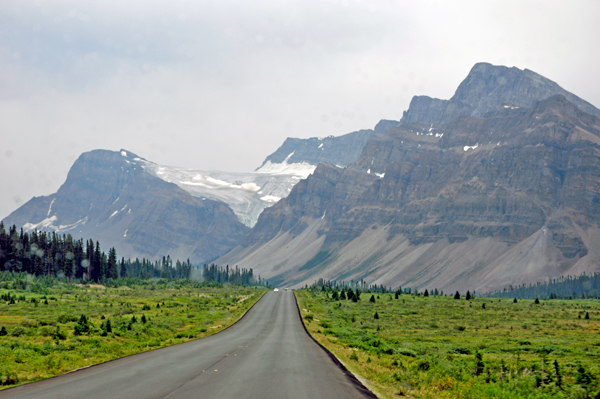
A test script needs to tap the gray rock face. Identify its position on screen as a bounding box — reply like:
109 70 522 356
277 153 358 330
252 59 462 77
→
3 150 249 263
259 120 400 169
220 91 600 293
401 62 600 126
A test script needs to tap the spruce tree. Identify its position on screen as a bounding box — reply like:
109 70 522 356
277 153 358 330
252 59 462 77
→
466 291 471 300
454 291 460 300
370 294 376 303
374 312 379 319
424 289 429 297
340 290 347 300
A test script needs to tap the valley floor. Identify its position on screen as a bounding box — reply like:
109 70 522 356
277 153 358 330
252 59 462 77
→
295 289 600 399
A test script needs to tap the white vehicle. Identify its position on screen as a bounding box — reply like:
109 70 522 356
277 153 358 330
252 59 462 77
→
274 288 279 292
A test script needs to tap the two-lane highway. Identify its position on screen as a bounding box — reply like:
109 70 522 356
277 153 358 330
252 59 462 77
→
1 291 375 399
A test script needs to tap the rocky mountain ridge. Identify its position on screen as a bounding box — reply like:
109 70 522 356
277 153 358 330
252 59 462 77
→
219 71 600 293
400 62 600 129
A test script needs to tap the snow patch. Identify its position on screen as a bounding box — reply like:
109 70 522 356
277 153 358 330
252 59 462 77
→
124 229 128 237
367 169 371 174
255 161 315 179
121 150 127 157
109 210 119 218
23 216 57 232
57 217 88 232
318 143 323 149
47 198 56 217
112 197 120 205
463 144 479 151
241 183 261 192
375 173 385 178
260 195 281 203
283 151 295 162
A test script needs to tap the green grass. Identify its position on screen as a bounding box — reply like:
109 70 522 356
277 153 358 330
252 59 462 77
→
296 290 600 399
0 279 267 388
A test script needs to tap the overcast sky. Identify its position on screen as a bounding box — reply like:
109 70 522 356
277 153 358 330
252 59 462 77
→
1 0 599 219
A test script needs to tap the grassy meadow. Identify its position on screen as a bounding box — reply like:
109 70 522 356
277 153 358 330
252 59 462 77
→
0 276 266 389
296 289 600 399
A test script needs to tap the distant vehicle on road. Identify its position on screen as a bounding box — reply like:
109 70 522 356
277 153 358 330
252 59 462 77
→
274 288 279 292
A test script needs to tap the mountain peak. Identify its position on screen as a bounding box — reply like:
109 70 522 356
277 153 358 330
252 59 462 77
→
401 62 600 126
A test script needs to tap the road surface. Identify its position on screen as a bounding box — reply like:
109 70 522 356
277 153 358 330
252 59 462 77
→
1 291 375 399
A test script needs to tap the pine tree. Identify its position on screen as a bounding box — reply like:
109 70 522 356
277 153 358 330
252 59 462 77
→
374 312 379 319
513 298 518 303
454 291 461 300
466 291 471 300
424 289 429 297
370 294 376 303
535 298 540 304
340 290 347 300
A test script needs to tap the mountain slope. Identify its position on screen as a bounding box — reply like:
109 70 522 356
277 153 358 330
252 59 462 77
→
400 62 600 127
2 150 249 263
219 91 600 292
258 120 399 169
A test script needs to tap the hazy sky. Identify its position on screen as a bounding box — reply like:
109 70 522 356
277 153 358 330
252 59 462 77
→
1 0 599 219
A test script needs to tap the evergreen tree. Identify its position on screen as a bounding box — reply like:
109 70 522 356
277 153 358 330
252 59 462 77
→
535 298 540 304
424 289 429 297
107 247 118 279
340 290 347 300
374 312 379 319
553 359 562 388
475 351 485 376
513 298 518 303
454 291 461 300
466 291 471 300
370 294 376 303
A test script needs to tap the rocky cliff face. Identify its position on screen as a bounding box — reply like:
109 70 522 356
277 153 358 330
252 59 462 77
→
219 81 600 292
259 120 400 169
401 63 600 127
3 150 249 263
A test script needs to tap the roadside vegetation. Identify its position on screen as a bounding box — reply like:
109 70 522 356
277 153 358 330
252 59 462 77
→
296 287 600 399
0 272 267 389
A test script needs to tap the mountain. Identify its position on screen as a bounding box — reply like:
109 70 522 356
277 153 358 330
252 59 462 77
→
219 65 600 293
2 150 249 264
258 120 399 169
401 62 600 127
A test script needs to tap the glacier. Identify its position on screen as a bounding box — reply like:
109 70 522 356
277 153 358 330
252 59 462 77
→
140 157 316 227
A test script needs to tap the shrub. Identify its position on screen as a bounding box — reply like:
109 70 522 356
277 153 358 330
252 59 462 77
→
394 348 417 357
304 314 314 322
9 326 26 337
449 347 471 355
57 314 78 323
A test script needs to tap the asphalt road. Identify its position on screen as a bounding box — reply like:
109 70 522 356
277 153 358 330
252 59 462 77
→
1 291 375 399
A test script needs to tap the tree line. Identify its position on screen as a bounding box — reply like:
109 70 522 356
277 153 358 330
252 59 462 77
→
486 273 600 300
0 223 266 287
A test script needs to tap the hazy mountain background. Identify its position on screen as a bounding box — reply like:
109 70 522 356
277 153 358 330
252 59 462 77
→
3 63 600 293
